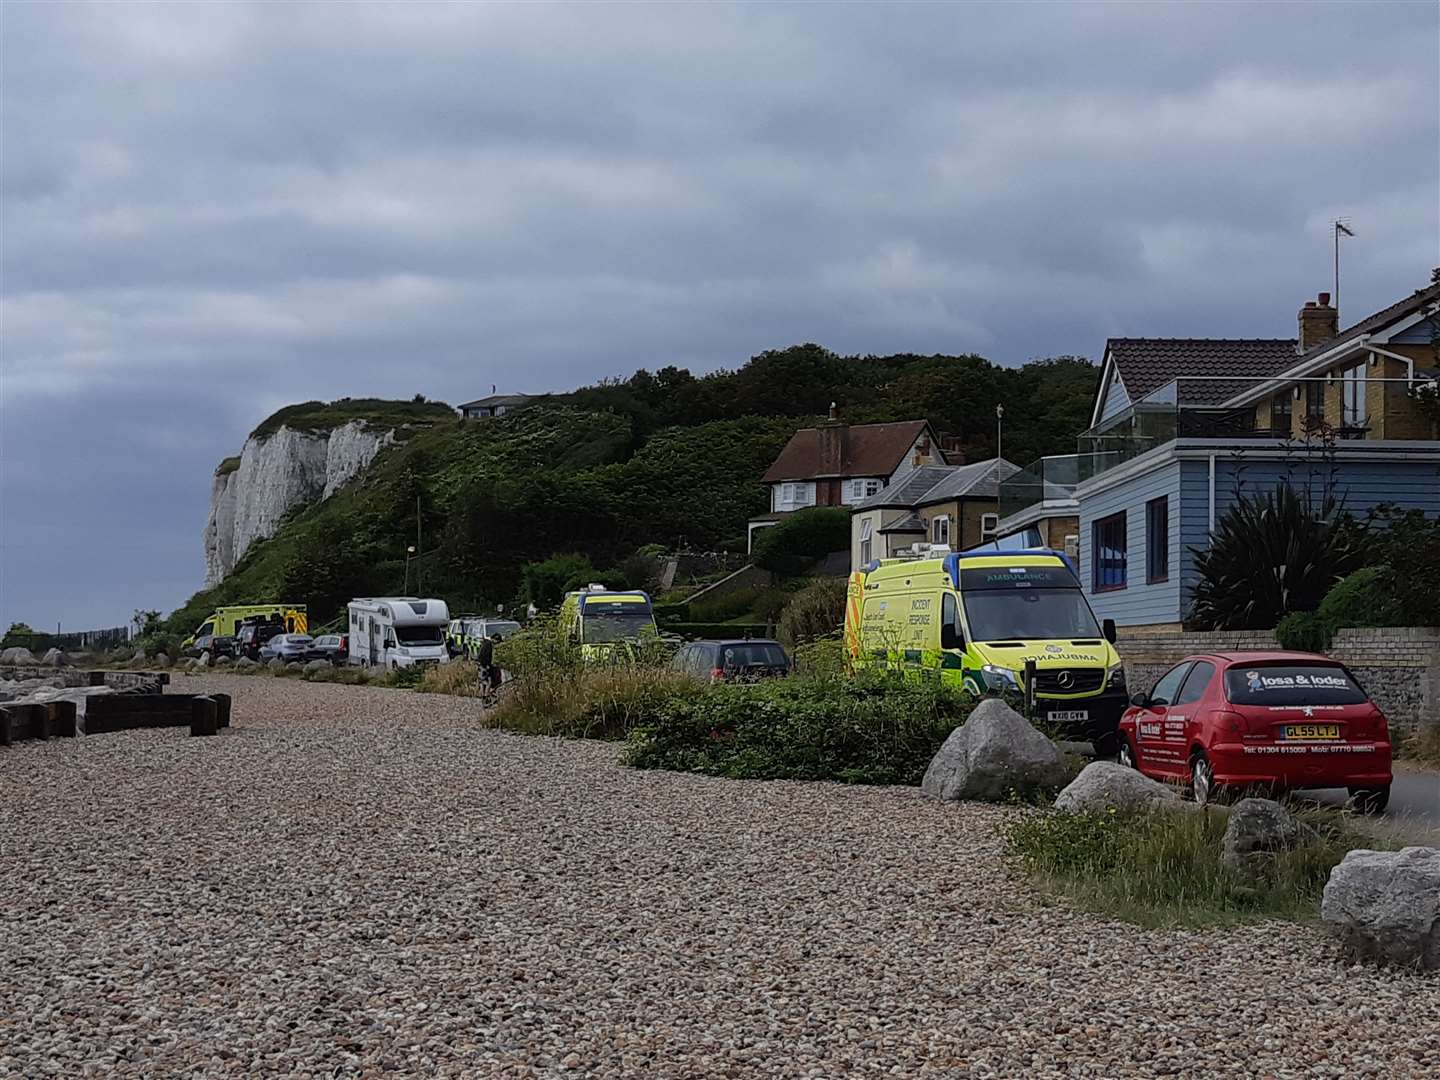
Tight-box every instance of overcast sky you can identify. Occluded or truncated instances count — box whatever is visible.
[2,1,1437,631]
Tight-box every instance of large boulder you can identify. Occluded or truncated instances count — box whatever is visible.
[129,649,148,667]
[1055,761,1181,813]
[285,661,303,672]
[267,658,286,672]
[303,659,330,673]
[1,647,37,665]
[214,655,233,667]
[197,650,212,668]
[1322,847,1440,970]
[1221,798,1310,876]
[153,652,172,669]
[234,656,259,671]
[41,648,69,667]
[921,698,1070,803]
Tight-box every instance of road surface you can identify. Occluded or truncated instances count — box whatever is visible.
[1306,763,1440,836]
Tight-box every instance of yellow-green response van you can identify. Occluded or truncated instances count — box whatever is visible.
[558,587,659,661]
[184,604,308,649]
[844,549,1126,752]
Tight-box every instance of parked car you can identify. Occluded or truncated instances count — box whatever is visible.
[183,633,234,659]
[308,634,349,665]
[1118,651,1392,812]
[671,638,792,682]
[234,619,285,661]
[258,633,315,665]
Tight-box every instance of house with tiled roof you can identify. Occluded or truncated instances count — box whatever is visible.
[748,414,949,550]
[848,458,1020,570]
[995,275,1440,631]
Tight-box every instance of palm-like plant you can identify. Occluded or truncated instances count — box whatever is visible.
[1187,485,1367,630]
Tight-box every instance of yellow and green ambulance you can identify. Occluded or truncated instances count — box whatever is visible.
[844,548,1127,753]
[558,586,659,661]
[183,604,308,649]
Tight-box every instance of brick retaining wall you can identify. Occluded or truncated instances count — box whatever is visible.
[1115,626,1440,732]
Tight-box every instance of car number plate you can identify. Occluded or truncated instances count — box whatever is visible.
[1282,723,1340,740]
[1047,710,1089,723]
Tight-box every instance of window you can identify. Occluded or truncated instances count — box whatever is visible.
[980,512,999,541]
[932,515,951,547]
[843,478,882,503]
[774,482,815,512]
[1341,365,1367,425]
[859,518,874,565]
[1304,380,1325,420]
[1092,512,1127,591]
[1269,393,1292,433]
[942,592,963,643]
[1148,662,1192,707]
[1174,661,1214,706]
[1145,497,1169,583]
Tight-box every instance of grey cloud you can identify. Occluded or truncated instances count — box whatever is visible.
[1,0,1436,628]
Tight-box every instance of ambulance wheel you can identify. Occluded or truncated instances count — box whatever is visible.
[1348,786,1390,815]
[1116,737,1137,770]
[1092,731,1120,760]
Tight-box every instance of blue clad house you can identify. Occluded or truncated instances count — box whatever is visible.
[996,278,1440,629]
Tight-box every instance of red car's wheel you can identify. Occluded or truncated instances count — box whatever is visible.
[1190,751,1227,807]
[1117,738,1138,771]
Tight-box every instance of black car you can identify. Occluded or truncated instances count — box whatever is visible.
[183,633,234,659]
[308,634,349,665]
[671,639,792,682]
[234,618,285,661]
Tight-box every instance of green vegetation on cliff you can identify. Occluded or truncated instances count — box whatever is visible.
[249,396,455,440]
[171,346,1097,633]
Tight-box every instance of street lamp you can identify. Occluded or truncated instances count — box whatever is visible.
[403,545,417,593]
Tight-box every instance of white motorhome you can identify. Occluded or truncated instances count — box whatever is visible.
[347,597,451,669]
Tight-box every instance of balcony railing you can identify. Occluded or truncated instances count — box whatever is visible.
[998,374,1425,523]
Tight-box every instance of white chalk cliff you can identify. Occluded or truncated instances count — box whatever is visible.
[203,421,395,586]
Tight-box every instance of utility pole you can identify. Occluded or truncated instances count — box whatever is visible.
[995,403,1005,527]
[415,495,423,595]
[1333,219,1354,324]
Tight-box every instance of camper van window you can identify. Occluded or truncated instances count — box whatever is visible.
[961,588,1100,643]
[396,624,444,646]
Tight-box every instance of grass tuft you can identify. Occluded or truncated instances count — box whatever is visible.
[1003,804,1392,928]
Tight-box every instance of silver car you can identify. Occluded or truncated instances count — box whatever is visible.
[259,633,314,663]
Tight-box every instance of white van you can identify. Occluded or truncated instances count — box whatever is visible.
[347,597,451,669]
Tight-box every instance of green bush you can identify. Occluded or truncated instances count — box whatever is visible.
[622,672,973,785]
[1188,485,1366,630]
[1276,566,1409,650]
[1274,611,1330,652]
[792,634,844,675]
[652,601,689,624]
[687,585,787,624]
[1004,805,1389,928]
[777,578,847,646]
[520,553,596,609]
[753,508,851,576]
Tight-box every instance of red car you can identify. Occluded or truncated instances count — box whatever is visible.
[1117,651,1392,812]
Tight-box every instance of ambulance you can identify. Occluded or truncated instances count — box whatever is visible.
[844,546,1127,754]
[558,585,659,662]
[183,604,307,650]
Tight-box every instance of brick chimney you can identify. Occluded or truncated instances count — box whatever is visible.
[1297,291,1339,353]
[816,403,848,474]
